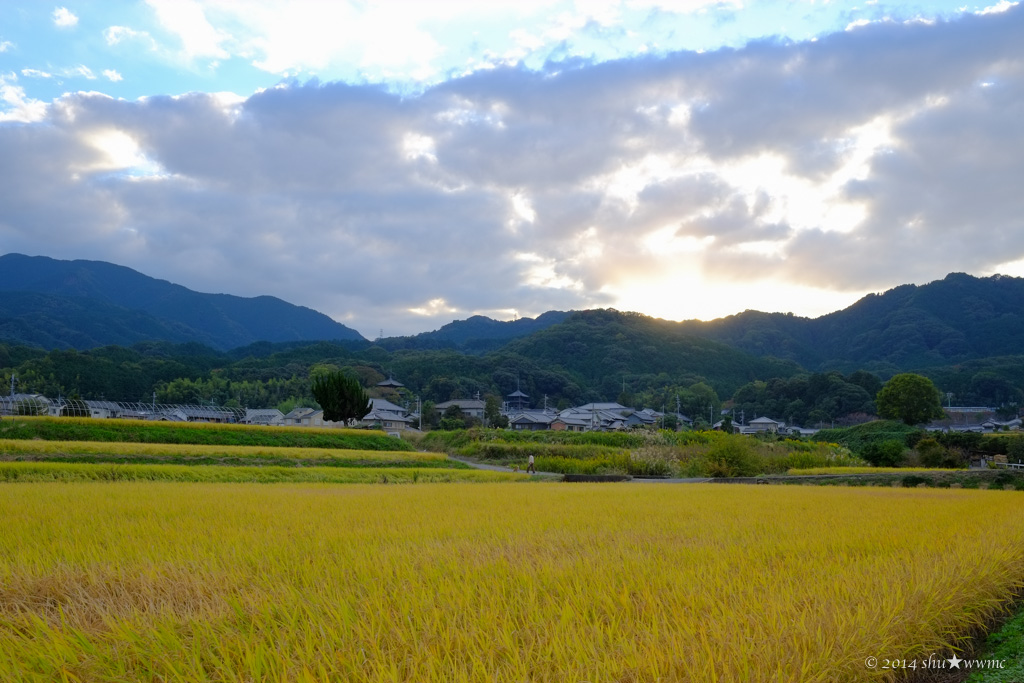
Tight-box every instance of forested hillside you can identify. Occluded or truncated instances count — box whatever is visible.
[5,271,1024,425]
[378,311,571,353]
[0,254,365,349]
[684,273,1024,372]
[0,310,799,416]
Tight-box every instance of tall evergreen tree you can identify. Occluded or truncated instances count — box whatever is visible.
[311,371,372,424]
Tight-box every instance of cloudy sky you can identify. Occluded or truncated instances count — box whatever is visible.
[1,1,1022,338]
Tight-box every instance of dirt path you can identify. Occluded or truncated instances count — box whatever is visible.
[447,455,713,482]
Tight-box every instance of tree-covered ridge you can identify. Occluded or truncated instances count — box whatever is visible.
[7,256,1024,390]
[4,288,1024,421]
[376,311,572,353]
[684,272,1024,372]
[0,253,365,350]
[0,311,797,412]
[501,309,802,398]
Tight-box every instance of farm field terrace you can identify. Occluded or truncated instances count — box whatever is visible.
[0,416,411,450]
[424,427,863,477]
[0,461,526,483]
[0,439,454,468]
[2,483,1023,682]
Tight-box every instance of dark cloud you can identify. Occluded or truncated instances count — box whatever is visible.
[1,5,1022,334]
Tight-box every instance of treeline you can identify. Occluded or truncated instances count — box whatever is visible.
[728,371,881,428]
[2,306,1024,421]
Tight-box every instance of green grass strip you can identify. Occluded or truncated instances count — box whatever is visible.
[965,603,1024,682]
[0,417,413,451]
[0,461,530,484]
[0,440,457,468]
[788,467,965,475]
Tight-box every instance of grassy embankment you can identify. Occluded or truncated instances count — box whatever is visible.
[966,606,1024,682]
[0,417,530,484]
[0,416,414,449]
[0,439,455,468]
[424,427,862,477]
[0,462,520,484]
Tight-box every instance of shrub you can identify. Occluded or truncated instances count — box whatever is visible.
[915,437,968,469]
[1007,437,1024,462]
[916,438,946,468]
[705,437,759,477]
[812,420,921,453]
[860,440,907,467]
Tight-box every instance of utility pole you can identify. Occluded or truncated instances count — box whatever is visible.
[10,373,17,397]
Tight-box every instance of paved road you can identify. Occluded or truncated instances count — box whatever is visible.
[447,455,557,476]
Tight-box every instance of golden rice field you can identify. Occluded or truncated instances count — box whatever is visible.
[0,439,447,464]
[2,416,383,438]
[2,483,1023,682]
[0,461,527,484]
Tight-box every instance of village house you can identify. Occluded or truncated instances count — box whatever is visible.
[509,409,556,431]
[360,398,414,436]
[434,399,485,420]
[743,416,785,433]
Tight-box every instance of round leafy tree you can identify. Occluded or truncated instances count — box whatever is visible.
[876,373,945,426]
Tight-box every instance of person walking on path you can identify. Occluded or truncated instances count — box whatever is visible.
[527,453,536,474]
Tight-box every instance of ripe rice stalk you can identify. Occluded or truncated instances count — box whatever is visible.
[0,484,1022,681]
[0,462,527,484]
[0,439,446,466]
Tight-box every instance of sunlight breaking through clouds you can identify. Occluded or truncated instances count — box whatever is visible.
[0,1,1022,336]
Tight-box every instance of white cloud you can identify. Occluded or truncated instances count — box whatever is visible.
[103,69,124,82]
[104,25,152,47]
[978,1,1018,14]
[21,69,53,79]
[0,3,1022,335]
[145,0,230,61]
[408,298,459,317]
[65,65,97,80]
[0,74,48,123]
[52,7,79,28]
[0,40,13,52]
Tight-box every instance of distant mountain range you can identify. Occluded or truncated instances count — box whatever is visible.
[379,311,573,353]
[4,254,1024,378]
[679,272,1024,372]
[0,254,364,350]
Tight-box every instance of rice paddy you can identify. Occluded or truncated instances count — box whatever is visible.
[2,482,1023,682]
[0,439,453,468]
[0,461,526,484]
